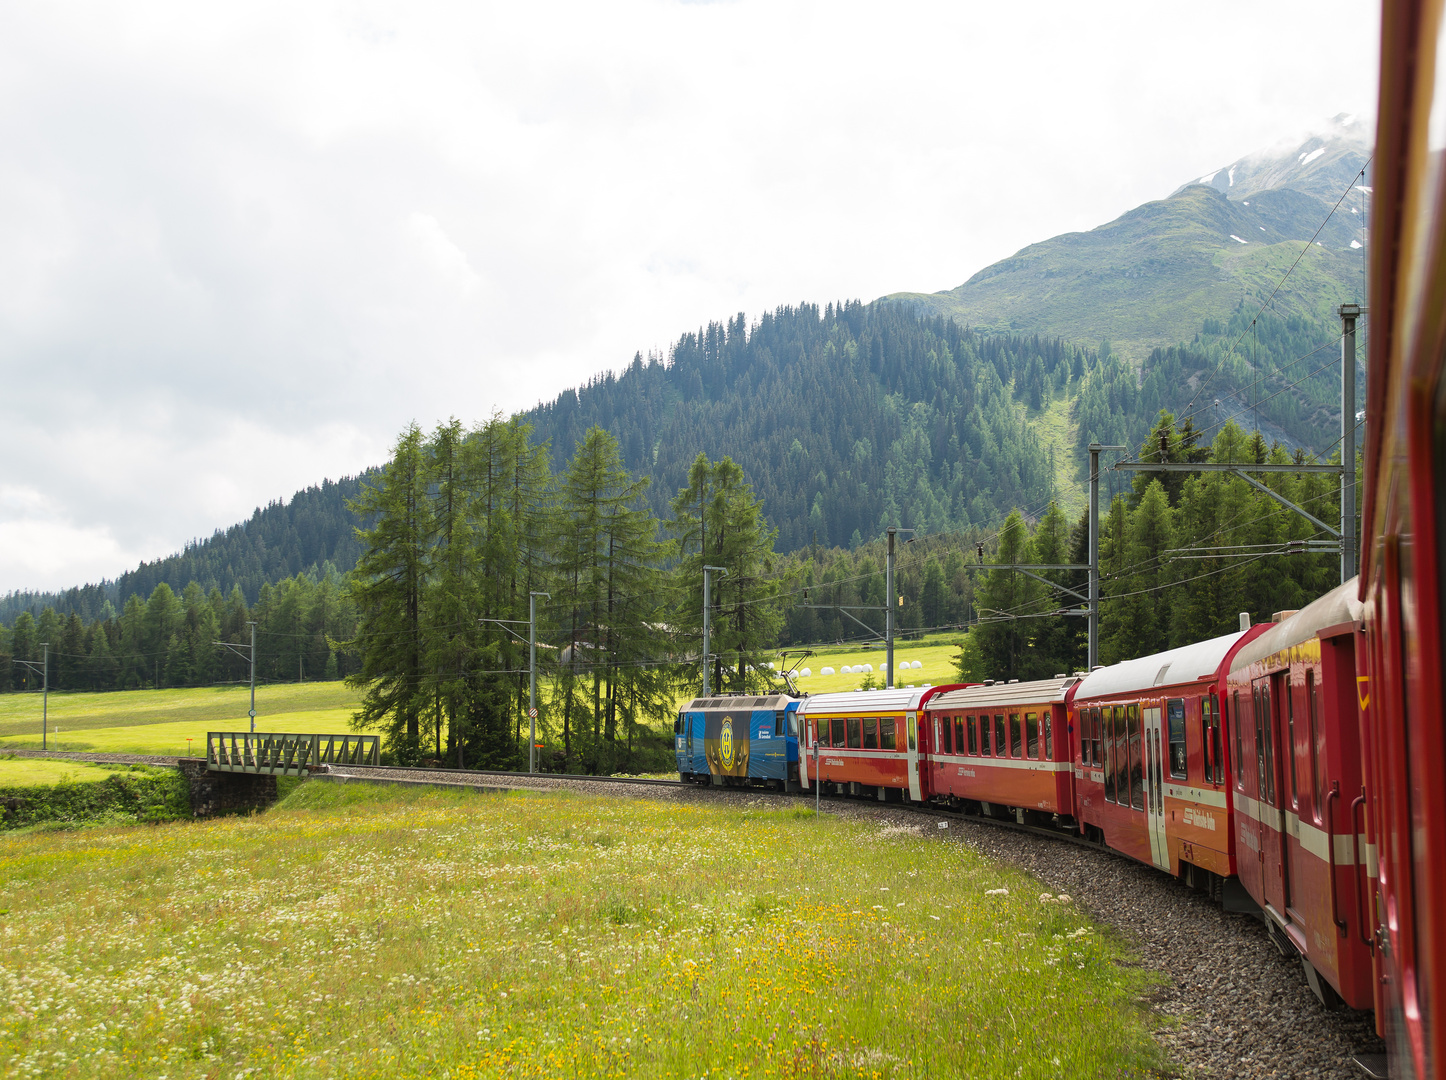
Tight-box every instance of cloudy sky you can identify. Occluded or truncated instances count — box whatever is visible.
[0,0,1379,594]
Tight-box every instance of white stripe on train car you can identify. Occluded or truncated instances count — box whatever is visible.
[1235,791,1368,866]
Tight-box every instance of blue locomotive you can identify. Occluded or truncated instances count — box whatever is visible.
[674,694,801,790]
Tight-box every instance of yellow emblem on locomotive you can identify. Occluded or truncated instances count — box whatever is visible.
[720,717,735,769]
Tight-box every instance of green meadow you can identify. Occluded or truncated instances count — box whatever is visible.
[0,639,971,758]
[0,682,366,757]
[0,782,1163,1078]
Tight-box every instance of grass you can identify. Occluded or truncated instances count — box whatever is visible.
[0,782,1165,1078]
[0,682,368,757]
[0,757,116,788]
[785,639,963,695]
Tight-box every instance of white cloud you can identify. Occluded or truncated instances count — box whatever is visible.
[0,0,1380,592]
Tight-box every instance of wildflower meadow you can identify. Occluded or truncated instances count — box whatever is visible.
[0,783,1163,1078]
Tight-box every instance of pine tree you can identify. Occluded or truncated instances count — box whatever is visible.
[347,424,432,763]
[669,453,787,695]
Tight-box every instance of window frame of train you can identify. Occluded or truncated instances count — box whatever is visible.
[1009,713,1022,758]
[1104,707,1117,803]
[993,714,1005,758]
[864,717,879,750]
[1306,669,1323,822]
[881,717,897,751]
[1025,712,1039,759]
[831,717,846,748]
[954,717,965,755]
[1128,703,1145,811]
[1167,698,1187,780]
[1200,693,1222,784]
[1043,711,1053,759]
[1233,689,1245,789]
[967,715,978,755]
[847,717,862,749]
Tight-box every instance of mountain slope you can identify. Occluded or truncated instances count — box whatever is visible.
[1,126,1371,625]
[889,121,1369,364]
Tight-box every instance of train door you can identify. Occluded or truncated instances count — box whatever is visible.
[1142,706,1170,870]
[1254,676,1291,915]
[1236,685,1265,902]
[906,712,922,801]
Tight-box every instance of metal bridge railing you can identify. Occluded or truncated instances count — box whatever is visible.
[206,732,381,775]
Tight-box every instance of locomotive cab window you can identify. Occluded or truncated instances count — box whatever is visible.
[881,717,897,751]
[674,716,683,735]
[1167,699,1187,779]
[863,717,879,750]
[775,711,786,736]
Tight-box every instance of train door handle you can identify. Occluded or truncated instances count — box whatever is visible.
[1350,788,1372,950]
[1325,783,1346,935]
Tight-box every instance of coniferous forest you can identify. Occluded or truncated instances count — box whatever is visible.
[0,292,1359,771]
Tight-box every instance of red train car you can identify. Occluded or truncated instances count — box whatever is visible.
[1225,580,1374,1011]
[1070,629,1265,889]
[797,686,962,801]
[1361,2,1446,1072]
[920,678,1079,824]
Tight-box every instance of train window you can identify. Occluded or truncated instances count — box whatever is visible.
[847,718,861,749]
[1093,707,1104,768]
[775,711,786,736]
[1077,710,1089,765]
[1116,705,1131,805]
[881,717,896,751]
[1104,708,1117,803]
[831,717,846,748]
[1255,681,1276,807]
[994,715,1006,758]
[967,716,979,755]
[1167,699,1186,779]
[955,718,965,755]
[788,713,798,738]
[863,717,878,750]
[940,717,953,755]
[907,715,917,751]
[1232,690,1244,787]
[1209,694,1223,785]
[1285,677,1299,809]
[1025,713,1039,759]
[1199,696,1215,782]
[1009,714,1022,758]
[1044,712,1053,759]
[1306,670,1322,821]
[674,716,683,735]
[1128,704,1144,811]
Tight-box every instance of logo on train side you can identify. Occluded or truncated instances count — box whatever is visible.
[720,718,735,769]
[1182,807,1217,831]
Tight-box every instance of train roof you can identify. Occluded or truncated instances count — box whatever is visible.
[1075,631,1249,700]
[1230,577,1363,673]
[682,694,795,711]
[796,686,944,714]
[926,676,1079,711]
